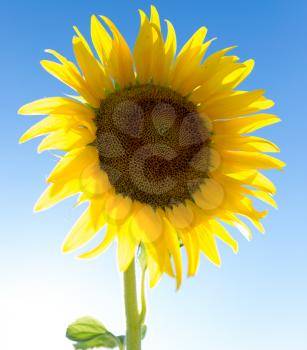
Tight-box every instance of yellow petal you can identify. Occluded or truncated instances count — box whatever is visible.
[243,188,277,209]
[196,226,221,266]
[214,135,280,153]
[150,5,161,30]
[104,193,132,224]
[78,225,116,259]
[166,203,195,230]
[200,46,237,82]
[37,127,94,153]
[78,162,112,201]
[19,115,74,143]
[100,16,135,87]
[220,212,253,241]
[72,35,112,99]
[190,62,244,103]
[213,114,281,135]
[41,50,99,107]
[203,90,272,119]
[233,219,253,240]
[91,15,113,65]
[225,170,276,195]
[177,26,208,58]
[62,205,106,253]
[231,59,255,88]
[193,179,225,211]
[147,254,163,288]
[180,232,200,277]
[131,204,164,244]
[163,217,182,289]
[214,172,277,210]
[221,151,285,170]
[170,27,211,94]
[18,97,94,117]
[34,180,80,212]
[117,221,138,271]
[209,219,238,253]
[134,11,155,83]
[197,59,254,100]
[143,232,174,279]
[156,19,177,85]
[224,193,267,233]
[178,38,216,96]
[48,146,98,182]
[149,19,165,84]
[134,9,165,84]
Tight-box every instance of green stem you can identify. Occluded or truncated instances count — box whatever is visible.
[124,258,142,350]
[139,264,147,325]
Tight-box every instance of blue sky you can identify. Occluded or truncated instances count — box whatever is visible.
[1,0,306,349]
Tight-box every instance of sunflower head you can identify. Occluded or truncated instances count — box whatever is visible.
[19,5,284,288]
[96,84,211,208]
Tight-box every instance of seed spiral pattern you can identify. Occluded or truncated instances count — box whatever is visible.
[96,84,211,208]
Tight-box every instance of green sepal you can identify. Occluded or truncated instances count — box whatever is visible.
[104,88,113,97]
[84,103,99,113]
[141,324,147,340]
[114,82,121,91]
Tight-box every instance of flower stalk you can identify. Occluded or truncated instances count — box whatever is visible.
[124,258,142,350]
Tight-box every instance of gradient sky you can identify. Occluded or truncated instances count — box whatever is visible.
[1,0,307,349]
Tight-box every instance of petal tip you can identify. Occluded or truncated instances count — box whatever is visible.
[76,254,87,260]
[61,246,70,254]
[62,240,74,254]
[280,160,286,169]
[214,259,222,267]
[33,202,44,213]
[19,135,27,144]
[18,106,26,115]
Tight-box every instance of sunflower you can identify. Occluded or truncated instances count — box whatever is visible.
[19,6,284,288]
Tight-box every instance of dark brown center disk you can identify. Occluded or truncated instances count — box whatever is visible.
[95,84,211,209]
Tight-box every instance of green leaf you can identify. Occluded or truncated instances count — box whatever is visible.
[66,317,107,342]
[141,325,147,340]
[73,333,119,349]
